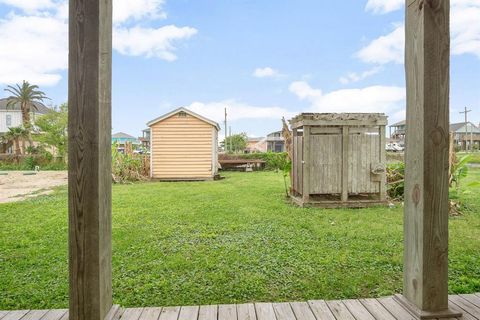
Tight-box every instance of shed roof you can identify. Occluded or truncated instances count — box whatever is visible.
[289,113,388,128]
[0,98,50,114]
[147,107,221,130]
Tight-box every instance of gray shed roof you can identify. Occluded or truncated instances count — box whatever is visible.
[0,98,50,114]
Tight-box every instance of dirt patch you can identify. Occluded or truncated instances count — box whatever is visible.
[0,171,68,203]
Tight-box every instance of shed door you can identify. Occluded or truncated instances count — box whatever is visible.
[310,133,343,194]
[348,127,380,194]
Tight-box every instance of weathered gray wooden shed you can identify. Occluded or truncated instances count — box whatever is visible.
[290,113,388,208]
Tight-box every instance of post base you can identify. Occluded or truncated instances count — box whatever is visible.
[393,294,462,319]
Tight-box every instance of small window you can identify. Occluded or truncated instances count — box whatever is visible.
[178,111,187,118]
[6,114,12,127]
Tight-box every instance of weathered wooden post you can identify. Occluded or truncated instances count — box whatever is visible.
[396,0,461,318]
[302,126,311,203]
[68,0,116,319]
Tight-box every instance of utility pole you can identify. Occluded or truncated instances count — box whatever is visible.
[224,107,228,153]
[460,107,471,152]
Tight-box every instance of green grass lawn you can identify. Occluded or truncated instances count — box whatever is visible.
[1,170,479,310]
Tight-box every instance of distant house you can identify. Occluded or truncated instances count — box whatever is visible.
[246,137,267,153]
[0,98,51,134]
[139,128,151,149]
[450,122,480,150]
[266,131,285,152]
[389,119,480,150]
[112,132,140,151]
[0,98,51,153]
[389,120,406,140]
[147,107,220,180]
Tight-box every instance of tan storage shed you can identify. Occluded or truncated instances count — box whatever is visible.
[147,107,220,180]
[289,113,388,208]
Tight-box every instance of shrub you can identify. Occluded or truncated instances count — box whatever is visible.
[386,162,405,200]
[111,145,149,183]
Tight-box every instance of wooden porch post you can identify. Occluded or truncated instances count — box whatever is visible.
[397,0,460,318]
[68,0,115,319]
[302,126,310,204]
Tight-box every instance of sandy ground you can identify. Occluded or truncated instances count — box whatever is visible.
[0,171,68,203]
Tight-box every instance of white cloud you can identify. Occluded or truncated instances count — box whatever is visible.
[253,67,283,79]
[289,81,405,114]
[0,14,68,86]
[186,100,296,123]
[0,0,197,85]
[357,24,404,65]
[339,66,382,84]
[365,0,404,14]
[114,25,197,60]
[113,0,167,24]
[360,1,480,62]
[451,1,480,58]
[0,0,56,13]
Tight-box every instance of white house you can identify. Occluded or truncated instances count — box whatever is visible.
[0,98,51,153]
[0,98,51,134]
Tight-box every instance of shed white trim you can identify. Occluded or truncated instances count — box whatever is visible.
[147,107,221,131]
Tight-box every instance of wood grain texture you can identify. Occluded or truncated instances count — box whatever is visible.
[178,306,199,320]
[237,304,256,320]
[343,299,376,320]
[68,0,113,319]
[40,310,68,320]
[289,302,315,320]
[139,308,162,320]
[1,310,30,320]
[218,305,237,320]
[198,305,217,320]
[325,300,355,320]
[404,0,450,312]
[359,299,396,320]
[307,300,336,320]
[254,303,276,320]
[158,307,180,320]
[272,303,294,320]
[302,126,311,202]
[377,297,415,320]
[342,126,349,201]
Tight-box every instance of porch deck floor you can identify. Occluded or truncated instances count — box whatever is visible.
[2,293,480,320]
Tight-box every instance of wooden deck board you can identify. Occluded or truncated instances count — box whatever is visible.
[343,299,376,320]
[237,303,256,320]
[1,293,479,320]
[290,302,316,320]
[272,303,295,320]
[198,305,217,320]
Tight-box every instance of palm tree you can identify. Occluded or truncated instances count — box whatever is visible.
[3,127,29,155]
[4,80,49,128]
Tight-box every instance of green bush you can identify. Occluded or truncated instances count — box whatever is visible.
[0,154,66,171]
[386,162,405,200]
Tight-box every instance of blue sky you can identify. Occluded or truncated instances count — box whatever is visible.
[0,0,479,138]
